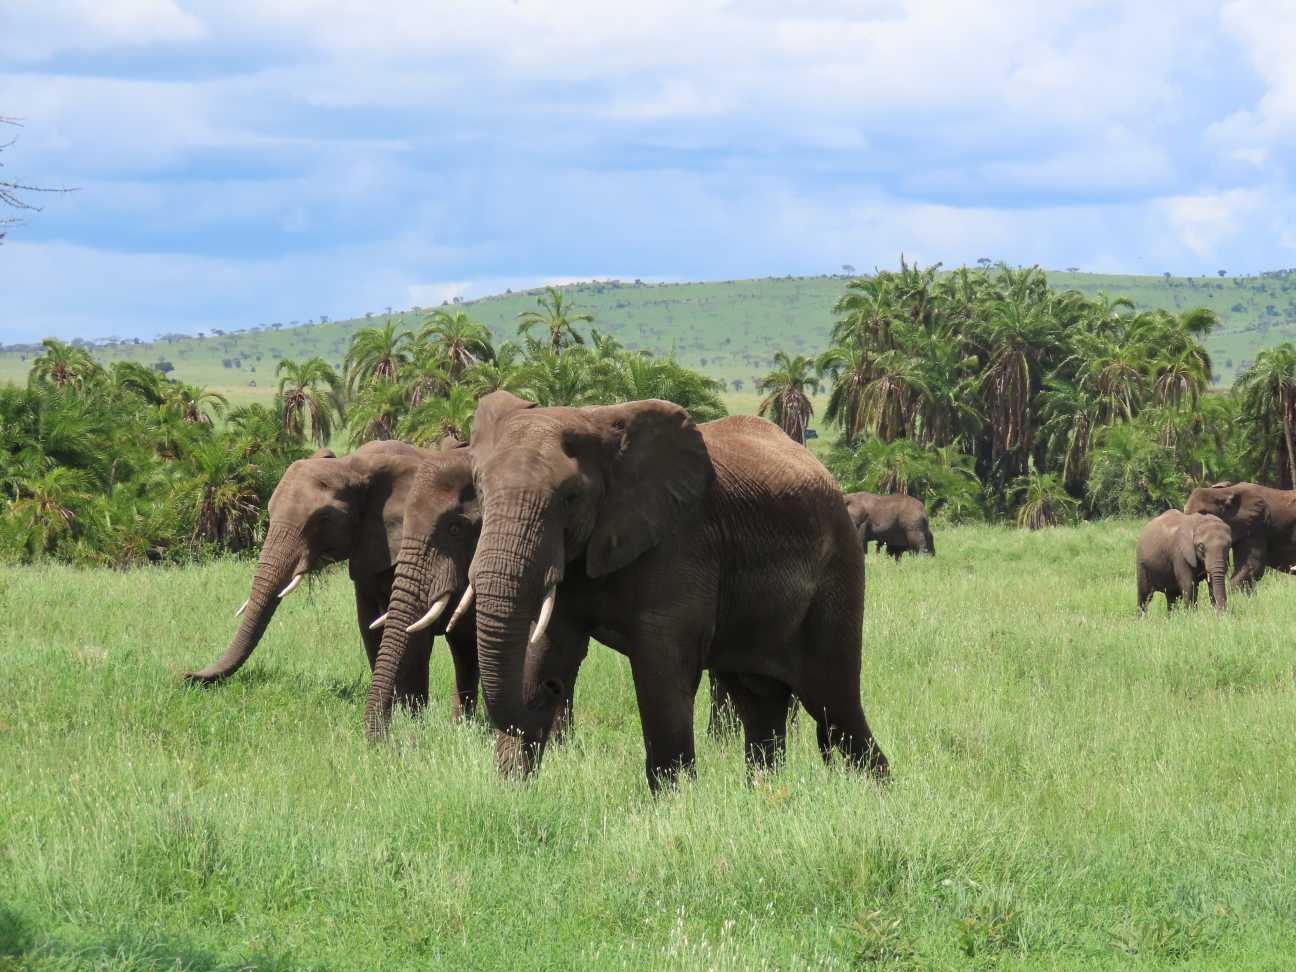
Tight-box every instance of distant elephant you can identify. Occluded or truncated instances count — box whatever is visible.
[1136,510,1230,614]
[843,491,934,560]
[185,441,471,711]
[1185,481,1296,591]
[362,392,888,792]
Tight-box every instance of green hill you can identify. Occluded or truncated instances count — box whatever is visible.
[4,269,1296,404]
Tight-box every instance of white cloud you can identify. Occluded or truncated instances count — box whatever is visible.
[1160,188,1265,260]
[1,0,203,61]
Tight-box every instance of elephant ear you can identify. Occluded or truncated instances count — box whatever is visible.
[585,400,713,578]
[1176,519,1199,569]
[471,391,536,453]
[348,450,422,578]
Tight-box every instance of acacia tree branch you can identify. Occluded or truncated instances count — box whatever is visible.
[0,116,77,240]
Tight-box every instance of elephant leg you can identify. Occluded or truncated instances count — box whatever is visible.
[1175,564,1199,609]
[1136,565,1152,616]
[1230,539,1265,592]
[543,629,589,746]
[393,632,432,713]
[355,586,383,671]
[727,675,793,775]
[888,544,904,563]
[707,672,741,737]
[1165,588,1180,613]
[445,623,480,721]
[629,653,701,793]
[795,582,888,778]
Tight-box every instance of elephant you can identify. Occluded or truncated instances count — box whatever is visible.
[1135,510,1230,614]
[185,441,471,712]
[360,445,498,729]
[842,491,934,561]
[1184,481,1296,591]
[362,391,888,792]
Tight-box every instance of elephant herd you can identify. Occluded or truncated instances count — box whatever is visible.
[186,393,912,792]
[1137,482,1296,614]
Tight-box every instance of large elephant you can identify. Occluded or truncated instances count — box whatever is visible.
[1184,482,1296,591]
[185,441,463,710]
[361,447,498,730]
[843,491,934,560]
[379,391,887,792]
[1135,510,1230,614]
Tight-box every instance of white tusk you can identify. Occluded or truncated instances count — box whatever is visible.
[369,611,389,630]
[529,585,556,647]
[446,584,475,632]
[278,574,304,598]
[406,594,451,634]
[234,599,249,618]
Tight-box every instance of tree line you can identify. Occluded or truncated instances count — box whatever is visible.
[0,288,724,566]
[756,260,1294,526]
[6,267,1296,565]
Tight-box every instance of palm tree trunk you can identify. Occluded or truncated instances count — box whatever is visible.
[1284,394,1296,490]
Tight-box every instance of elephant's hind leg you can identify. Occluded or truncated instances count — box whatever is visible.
[1136,564,1152,616]
[724,674,793,775]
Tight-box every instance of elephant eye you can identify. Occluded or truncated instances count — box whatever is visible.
[448,522,462,537]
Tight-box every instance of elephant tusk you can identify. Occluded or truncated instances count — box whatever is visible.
[234,599,249,619]
[529,585,556,647]
[446,584,475,632]
[369,611,389,630]
[406,594,450,634]
[278,574,304,598]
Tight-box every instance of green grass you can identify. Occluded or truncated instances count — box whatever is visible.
[3,522,1296,969]
[5,269,1296,401]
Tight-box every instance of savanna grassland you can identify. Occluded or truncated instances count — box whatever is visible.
[3,523,1295,970]
[5,269,1296,406]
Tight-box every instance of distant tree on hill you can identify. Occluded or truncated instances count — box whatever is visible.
[518,286,592,351]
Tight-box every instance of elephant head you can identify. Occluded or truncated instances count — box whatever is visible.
[362,449,479,736]
[461,391,712,741]
[1184,512,1231,611]
[185,442,423,684]
[1185,483,1264,540]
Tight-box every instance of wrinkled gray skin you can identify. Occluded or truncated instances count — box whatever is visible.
[1135,510,1230,614]
[843,491,934,561]
[186,441,447,709]
[1185,482,1296,591]
[405,391,887,793]
[361,449,490,732]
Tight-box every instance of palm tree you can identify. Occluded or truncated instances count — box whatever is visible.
[418,309,494,379]
[5,466,91,556]
[184,438,263,552]
[29,339,101,391]
[1235,344,1296,488]
[276,357,343,447]
[817,342,873,447]
[1012,466,1076,529]
[521,346,600,407]
[164,382,227,426]
[345,379,408,446]
[399,385,477,446]
[344,318,413,394]
[517,286,593,351]
[110,361,167,406]
[757,351,819,444]
[464,342,527,397]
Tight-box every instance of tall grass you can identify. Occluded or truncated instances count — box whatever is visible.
[2,523,1295,969]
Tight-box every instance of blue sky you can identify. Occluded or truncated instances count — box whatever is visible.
[2,0,1294,342]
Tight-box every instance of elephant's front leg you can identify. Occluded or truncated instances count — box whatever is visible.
[629,651,701,793]
[1230,539,1266,592]
[355,585,385,671]
[444,622,480,721]
[393,631,432,713]
[1174,563,1199,609]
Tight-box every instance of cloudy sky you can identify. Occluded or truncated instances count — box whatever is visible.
[2,0,1294,342]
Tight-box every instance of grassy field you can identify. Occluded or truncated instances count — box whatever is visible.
[5,270,1296,402]
[3,523,1296,969]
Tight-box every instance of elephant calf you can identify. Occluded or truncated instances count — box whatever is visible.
[1135,510,1230,614]
[843,491,934,561]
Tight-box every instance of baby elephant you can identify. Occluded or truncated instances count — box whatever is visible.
[1135,510,1231,614]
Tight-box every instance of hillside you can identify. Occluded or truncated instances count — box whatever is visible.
[4,269,1296,404]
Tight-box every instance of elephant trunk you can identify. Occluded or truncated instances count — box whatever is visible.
[473,495,563,743]
[185,522,304,683]
[1208,548,1228,613]
[363,536,459,739]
